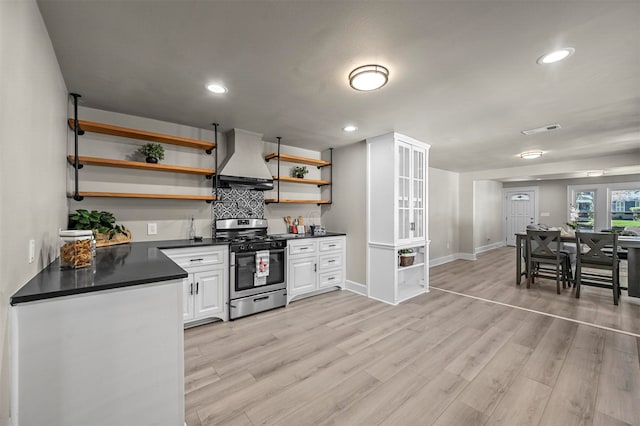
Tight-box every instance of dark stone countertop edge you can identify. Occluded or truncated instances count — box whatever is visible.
[10,238,228,306]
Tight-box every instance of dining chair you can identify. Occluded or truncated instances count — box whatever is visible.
[575,231,620,305]
[526,230,568,294]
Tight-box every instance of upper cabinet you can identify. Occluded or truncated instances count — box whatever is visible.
[367,132,430,246]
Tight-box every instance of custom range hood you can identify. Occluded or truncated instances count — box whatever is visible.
[217,128,274,191]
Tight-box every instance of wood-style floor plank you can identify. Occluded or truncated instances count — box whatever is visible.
[183,246,640,426]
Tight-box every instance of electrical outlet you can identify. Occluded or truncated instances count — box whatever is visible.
[28,239,35,263]
[446,242,450,249]
[147,223,157,235]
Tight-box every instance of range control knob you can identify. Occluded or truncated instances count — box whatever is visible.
[247,244,254,251]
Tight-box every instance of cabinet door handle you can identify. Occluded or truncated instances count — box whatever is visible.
[410,222,415,231]
[329,244,336,248]
[190,258,204,262]
[300,247,308,250]
[189,283,194,295]
[328,260,335,263]
[314,263,317,272]
[195,282,199,294]
[328,277,335,281]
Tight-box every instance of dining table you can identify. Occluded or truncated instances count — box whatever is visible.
[515,232,640,298]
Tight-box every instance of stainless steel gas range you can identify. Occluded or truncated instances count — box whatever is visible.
[215,219,287,320]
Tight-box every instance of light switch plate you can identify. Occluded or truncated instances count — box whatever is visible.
[540,212,550,217]
[28,239,35,263]
[147,223,157,235]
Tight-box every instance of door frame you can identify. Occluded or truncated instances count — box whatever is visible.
[503,186,539,246]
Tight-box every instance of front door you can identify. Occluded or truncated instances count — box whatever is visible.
[505,189,537,246]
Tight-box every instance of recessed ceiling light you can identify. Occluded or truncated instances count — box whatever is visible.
[206,84,228,94]
[587,170,604,177]
[343,125,358,132]
[537,48,575,64]
[349,65,389,91]
[520,151,543,160]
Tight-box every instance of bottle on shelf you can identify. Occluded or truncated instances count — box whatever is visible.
[189,217,196,240]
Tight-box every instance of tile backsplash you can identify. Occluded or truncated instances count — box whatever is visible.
[213,188,265,219]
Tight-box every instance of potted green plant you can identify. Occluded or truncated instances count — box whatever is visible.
[293,166,309,179]
[398,248,416,267]
[139,143,165,163]
[68,209,131,246]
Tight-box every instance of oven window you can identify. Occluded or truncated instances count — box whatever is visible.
[235,250,285,290]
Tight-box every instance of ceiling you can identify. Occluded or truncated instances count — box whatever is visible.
[37,0,640,174]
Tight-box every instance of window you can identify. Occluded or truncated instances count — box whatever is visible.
[610,189,640,229]
[574,190,595,230]
[511,194,530,201]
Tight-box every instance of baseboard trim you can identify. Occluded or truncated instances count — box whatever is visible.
[344,280,367,296]
[474,241,506,254]
[430,252,477,266]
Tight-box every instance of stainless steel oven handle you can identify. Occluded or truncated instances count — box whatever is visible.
[253,296,269,302]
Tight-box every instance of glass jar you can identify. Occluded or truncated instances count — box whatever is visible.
[59,230,94,269]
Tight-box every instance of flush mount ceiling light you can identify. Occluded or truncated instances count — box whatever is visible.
[343,125,358,132]
[537,48,575,64]
[349,65,389,91]
[206,84,228,94]
[587,170,604,177]
[520,151,543,160]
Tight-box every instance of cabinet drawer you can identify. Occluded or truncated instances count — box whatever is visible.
[162,247,227,269]
[319,238,344,253]
[288,240,317,256]
[319,253,342,271]
[318,269,343,289]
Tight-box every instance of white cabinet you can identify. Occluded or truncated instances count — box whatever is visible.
[287,236,346,303]
[367,132,430,305]
[163,245,228,324]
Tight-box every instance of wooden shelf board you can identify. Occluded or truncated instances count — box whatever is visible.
[68,119,215,151]
[273,176,330,186]
[72,192,215,201]
[68,156,214,176]
[265,199,331,205]
[264,153,330,167]
[398,262,425,271]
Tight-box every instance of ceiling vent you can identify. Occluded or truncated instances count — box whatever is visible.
[521,124,561,136]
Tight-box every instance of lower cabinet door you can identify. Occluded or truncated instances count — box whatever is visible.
[182,276,195,322]
[289,256,317,295]
[194,269,225,319]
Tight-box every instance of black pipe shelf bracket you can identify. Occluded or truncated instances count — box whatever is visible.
[213,122,219,199]
[70,93,84,201]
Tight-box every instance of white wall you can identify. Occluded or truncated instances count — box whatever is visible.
[321,141,366,285]
[428,168,459,261]
[503,174,640,228]
[0,0,69,423]
[473,180,504,251]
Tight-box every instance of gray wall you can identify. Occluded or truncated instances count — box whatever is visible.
[321,141,367,285]
[503,174,640,228]
[473,180,504,250]
[0,0,69,423]
[429,168,459,260]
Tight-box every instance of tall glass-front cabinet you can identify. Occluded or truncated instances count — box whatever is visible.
[367,132,430,304]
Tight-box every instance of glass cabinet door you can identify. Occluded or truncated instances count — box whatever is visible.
[411,146,426,240]
[397,142,411,241]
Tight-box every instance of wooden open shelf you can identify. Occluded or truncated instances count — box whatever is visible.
[71,192,215,202]
[68,119,215,152]
[68,156,215,176]
[273,176,330,186]
[264,153,330,167]
[265,199,331,205]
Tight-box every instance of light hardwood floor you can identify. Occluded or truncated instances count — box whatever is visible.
[184,247,640,426]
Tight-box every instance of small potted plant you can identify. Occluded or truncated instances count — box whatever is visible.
[139,143,165,163]
[293,166,309,179]
[398,248,416,267]
[68,209,131,246]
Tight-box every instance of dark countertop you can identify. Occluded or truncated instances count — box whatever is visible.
[273,232,346,240]
[10,238,229,306]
